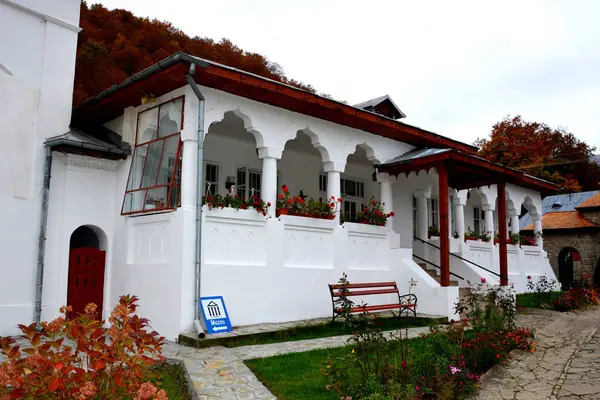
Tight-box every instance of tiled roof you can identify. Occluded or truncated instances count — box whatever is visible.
[577,192,600,209]
[522,211,596,231]
[519,190,600,229]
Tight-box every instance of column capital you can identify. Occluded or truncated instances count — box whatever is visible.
[452,189,469,206]
[257,146,283,160]
[376,172,396,183]
[481,204,496,212]
[323,161,346,173]
[413,187,432,199]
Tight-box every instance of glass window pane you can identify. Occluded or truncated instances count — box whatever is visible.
[345,180,356,197]
[158,98,183,137]
[144,187,170,211]
[359,183,365,198]
[137,107,159,144]
[126,144,148,191]
[156,135,180,185]
[169,185,180,208]
[340,179,345,196]
[249,171,261,197]
[141,140,164,188]
[122,191,145,214]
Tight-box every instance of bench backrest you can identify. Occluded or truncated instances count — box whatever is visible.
[329,281,399,298]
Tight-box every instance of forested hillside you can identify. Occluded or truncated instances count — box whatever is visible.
[74,2,314,105]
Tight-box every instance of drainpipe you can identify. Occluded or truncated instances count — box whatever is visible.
[34,145,53,326]
[184,64,206,339]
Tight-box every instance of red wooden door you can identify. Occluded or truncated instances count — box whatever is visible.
[67,248,106,320]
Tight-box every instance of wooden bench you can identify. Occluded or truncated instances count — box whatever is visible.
[328,281,417,322]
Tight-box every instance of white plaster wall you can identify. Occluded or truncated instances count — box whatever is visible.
[42,154,118,322]
[0,0,80,335]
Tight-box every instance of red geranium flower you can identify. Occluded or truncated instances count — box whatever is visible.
[390,212,395,217]
[279,194,284,199]
[282,185,289,193]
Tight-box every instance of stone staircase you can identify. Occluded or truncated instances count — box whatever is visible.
[417,262,472,320]
[417,262,459,286]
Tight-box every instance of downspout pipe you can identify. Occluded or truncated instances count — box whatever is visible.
[185,64,207,339]
[34,145,53,326]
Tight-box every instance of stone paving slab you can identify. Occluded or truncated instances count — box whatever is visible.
[475,306,600,400]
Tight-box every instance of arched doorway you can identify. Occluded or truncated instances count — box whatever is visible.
[67,226,106,320]
[557,247,580,289]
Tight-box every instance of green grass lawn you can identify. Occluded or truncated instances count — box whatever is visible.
[516,292,562,308]
[245,338,437,400]
[153,362,195,400]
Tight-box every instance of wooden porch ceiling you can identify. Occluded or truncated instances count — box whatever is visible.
[379,149,559,193]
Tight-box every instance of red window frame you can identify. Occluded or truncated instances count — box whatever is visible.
[121,96,185,215]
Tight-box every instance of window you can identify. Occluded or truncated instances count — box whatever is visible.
[205,163,219,196]
[122,97,184,214]
[474,207,485,234]
[341,178,365,198]
[319,174,328,192]
[236,167,261,199]
[340,177,366,221]
[429,198,439,227]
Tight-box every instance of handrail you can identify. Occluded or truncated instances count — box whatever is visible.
[412,254,465,281]
[413,236,506,280]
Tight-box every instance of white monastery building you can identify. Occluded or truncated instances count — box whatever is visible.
[0,0,558,340]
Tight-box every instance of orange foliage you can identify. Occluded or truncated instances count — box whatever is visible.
[0,295,167,399]
[476,115,599,192]
[74,2,315,106]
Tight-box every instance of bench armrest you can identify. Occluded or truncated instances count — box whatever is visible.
[398,293,417,307]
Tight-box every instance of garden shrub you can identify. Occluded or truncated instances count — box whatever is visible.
[454,280,517,332]
[0,295,168,400]
[525,275,560,308]
[552,287,600,311]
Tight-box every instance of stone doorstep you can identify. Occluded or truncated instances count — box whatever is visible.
[178,312,448,349]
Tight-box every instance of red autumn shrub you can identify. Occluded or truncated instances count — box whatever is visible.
[0,295,167,399]
[553,287,600,311]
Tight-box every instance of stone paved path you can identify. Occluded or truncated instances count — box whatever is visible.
[475,306,600,400]
[162,325,431,399]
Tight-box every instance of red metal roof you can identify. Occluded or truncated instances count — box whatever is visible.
[522,211,596,231]
[74,53,477,154]
[577,192,600,209]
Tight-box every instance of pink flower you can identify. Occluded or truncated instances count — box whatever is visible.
[481,278,486,283]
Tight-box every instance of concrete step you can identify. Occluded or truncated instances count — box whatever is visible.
[432,275,459,286]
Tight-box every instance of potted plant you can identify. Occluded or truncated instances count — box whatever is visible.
[453,230,460,239]
[510,232,520,245]
[356,198,393,226]
[428,225,440,239]
[464,227,478,241]
[325,196,342,219]
[480,231,492,242]
[276,185,291,216]
[520,235,536,246]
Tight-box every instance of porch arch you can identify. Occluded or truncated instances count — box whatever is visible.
[557,247,580,288]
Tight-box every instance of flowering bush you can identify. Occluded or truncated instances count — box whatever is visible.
[455,281,517,333]
[0,295,168,400]
[356,198,393,226]
[552,287,600,312]
[525,275,559,309]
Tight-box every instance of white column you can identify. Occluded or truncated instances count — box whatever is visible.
[481,204,494,238]
[533,214,543,247]
[414,188,431,241]
[181,139,198,209]
[510,214,520,236]
[378,172,395,230]
[454,201,465,241]
[324,161,345,223]
[258,147,282,218]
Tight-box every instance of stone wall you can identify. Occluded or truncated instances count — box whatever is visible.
[581,210,600,225]
[544,230,600,282]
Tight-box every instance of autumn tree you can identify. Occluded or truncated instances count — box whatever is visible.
[74,2,315,105]
[475,115,599,193]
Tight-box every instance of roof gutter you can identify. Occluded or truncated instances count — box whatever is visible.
[76,52,210,111]
[44,137,131,157]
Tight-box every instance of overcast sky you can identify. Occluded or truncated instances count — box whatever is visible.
[97,0,600,150]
